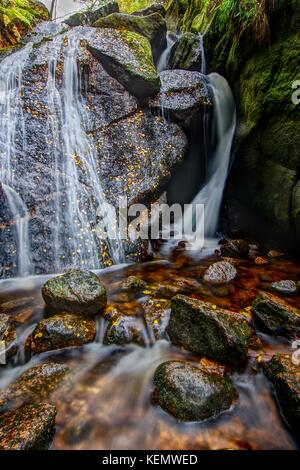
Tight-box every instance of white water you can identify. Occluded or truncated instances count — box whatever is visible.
[157,33,177,72]
[46,30,124,269]
[0,44,33,276]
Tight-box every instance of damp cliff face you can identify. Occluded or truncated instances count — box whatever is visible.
[167,0,300,251]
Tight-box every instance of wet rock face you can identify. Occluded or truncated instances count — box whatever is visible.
[29,313,96,354]
[65,0,119,26]
[168,32,204,71]
[264,354,300,430]
[168,295,253,364]
[203,261,237,286]
[152,361,238,421]
[252,291,300,339]
[42,269,107,314]
[0,363,69,413]
[150,70,212,127]
[87,28,161,98]
[0,314,17,362]
[0,403,56,450]
[94,12,167,62]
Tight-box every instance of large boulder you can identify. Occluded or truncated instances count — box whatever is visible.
[28,313,96,354]
[94,12,167,62]
[168,32,204,71]
[152,361,238,421]
[0,403,56,450]
[42,269,107,314]
[0,26,187,277]
[0,363,69,413]
[87,28,161,98]
[65,0,119,26]
[264,354,300,430]
[252,291,300,338]
[167,295,253,364]
[149,70,212,127]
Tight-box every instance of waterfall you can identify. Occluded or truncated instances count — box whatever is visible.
[46,31,124,270]
[1,185,31,277]
[157,33,177,72]
[181,73,236,246]
[0,43,33,276]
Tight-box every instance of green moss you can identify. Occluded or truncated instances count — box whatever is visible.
[0,0,49,50]
[118,0,157,13]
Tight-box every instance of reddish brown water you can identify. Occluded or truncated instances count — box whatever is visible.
[0,246,300,450]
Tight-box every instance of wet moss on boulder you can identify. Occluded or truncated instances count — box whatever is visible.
[42,269,107,315]
[87,28,161,98]
[264,354,300,430]
[94,12,167,62]
[167,295,253,364]
[29,313,96,354]
[152,360,238,421]
[0,403,56,450]
[168,32,204,71]
[252,291,300,338]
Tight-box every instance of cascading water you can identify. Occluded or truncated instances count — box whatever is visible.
[180,73,236,246]
[0,44,33,276]
[46,31,124,271]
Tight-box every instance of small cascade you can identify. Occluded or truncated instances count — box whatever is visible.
[46,31,124,270]
[181,73,236,245]
[157,33,177,72]
[1,184,32,277]
[0,43,33,276]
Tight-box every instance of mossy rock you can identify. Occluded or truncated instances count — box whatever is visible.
[120,275,147,290]
[144,297,171,340]
[94,12,167,62]
[167,295,253,364]
[87,28,161,98]
[0,403,56,450]
[42,269,107,315]
[132,3,166,17]
[104,314,146,346]
[152,360,238,421]
[65,0,119,26]
[0,363,69,413]
[252,291,300,338]
[29,313,96,354]
[168,32,203,71]
[264,354,300,430]
[0,0,49,50]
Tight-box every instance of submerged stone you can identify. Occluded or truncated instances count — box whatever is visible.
[87,28,161,98]
[252,291,300,338]
[220,239,250,258]
[120,276,147,290]
[94,12,167,62]
[271,280,298,296]
[152,361,238,421]
[264,354,300,430]
[29,313,96,354]
[203,261,237,285]
[65,0,119,26]
[0,403,56,450]
[167,295,253,364]
[150,69,212,127]
[0,363,69,413]
[42,269,107,314]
